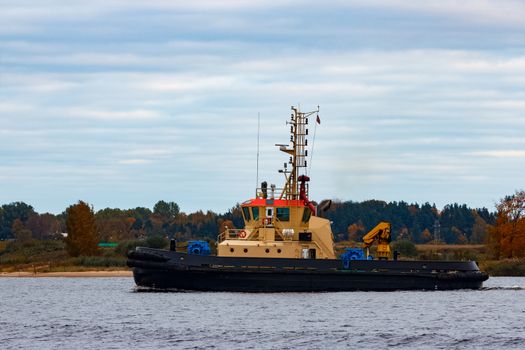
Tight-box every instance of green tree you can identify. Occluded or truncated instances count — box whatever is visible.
[153,200,180,220]
[125,207,152,238]
[65,201,99,256]
[0,202,35,239]
[223,204,244,229]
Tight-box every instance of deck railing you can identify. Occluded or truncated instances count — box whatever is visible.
[217,222,299,242]
[255,186,286,199]
[217,228,248,242]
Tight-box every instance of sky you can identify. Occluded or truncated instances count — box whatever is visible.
[1,0,524,214]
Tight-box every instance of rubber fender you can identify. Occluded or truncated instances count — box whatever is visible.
[127,259,173,270]
[437,271,489,282]
[127,250,169,262]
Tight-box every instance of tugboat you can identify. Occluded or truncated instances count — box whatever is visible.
[127,106,488,291]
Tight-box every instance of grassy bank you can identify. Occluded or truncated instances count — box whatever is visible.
[412,244,525,276]
[0,240,128,274]
[479,260,525,276]
[415,244,486,261]
[0,236,175,274]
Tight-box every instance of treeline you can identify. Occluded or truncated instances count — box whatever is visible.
[0,199,495,244]
[0,200,243,243]
[322,200,494,244]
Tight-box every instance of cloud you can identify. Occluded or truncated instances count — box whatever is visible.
[469,150,525,158]
[0,73,79,92]
[141,76,237,92]
[126,148,173,157]
[64,108,163,121]
[118,159,152,165]
[348,0,525,27]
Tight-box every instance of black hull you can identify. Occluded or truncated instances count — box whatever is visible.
[127,247,488,292]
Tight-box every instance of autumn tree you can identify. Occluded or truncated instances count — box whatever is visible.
[397,226,410,240]
[12,219,33,242]
[471,211,490,244]
[95,208,135,242]
[26,213,60,240]
[487,190,525,259]
[217,218,235,232]
[421,228,432,242]
[347,222,365,241]
[65,201,99,256]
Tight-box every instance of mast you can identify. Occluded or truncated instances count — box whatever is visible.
[255,112,260,197]
[278,105,319,200]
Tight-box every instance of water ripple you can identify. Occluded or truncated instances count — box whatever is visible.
[0,277,524,349]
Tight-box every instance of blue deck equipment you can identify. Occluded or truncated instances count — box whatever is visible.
[341,248,366,269]
[187,241,211,256]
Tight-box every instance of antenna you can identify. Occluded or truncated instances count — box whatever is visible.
[308,105,320,175]
[279,105,318,200]
[255,112,260,195]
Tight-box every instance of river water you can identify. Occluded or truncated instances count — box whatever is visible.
[1,277,524,349]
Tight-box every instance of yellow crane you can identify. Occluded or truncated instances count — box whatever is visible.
[362,222,392,260]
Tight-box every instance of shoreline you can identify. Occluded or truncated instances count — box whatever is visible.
[0,270,133,278]
[1,269,524,278]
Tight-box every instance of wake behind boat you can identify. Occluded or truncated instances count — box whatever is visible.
[127,106,488,292]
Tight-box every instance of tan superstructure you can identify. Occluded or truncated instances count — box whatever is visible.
[217,106,336,259]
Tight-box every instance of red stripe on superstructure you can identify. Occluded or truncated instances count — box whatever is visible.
[242,199,305,207]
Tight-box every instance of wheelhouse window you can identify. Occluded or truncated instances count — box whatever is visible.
[276,207,290,221]
[302,207,311,223]
[251,207,259,220]
[242,207,251,221]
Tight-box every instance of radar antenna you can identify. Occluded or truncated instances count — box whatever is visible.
[277,105,319,200]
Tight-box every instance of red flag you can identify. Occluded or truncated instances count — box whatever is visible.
[316,114,321,124]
